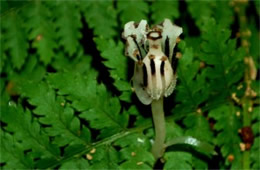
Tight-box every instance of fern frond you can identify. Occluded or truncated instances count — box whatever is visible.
[59,158,89,169]
[117,0,148,26]
[183,114,213,142]
[88,145,120,169]
[80,1,117,38]
[173,42,208,116]
[2,12,28,69]
[200,18,245,102]
[55,2,82,56]
[94,37,132,102]
[151,0,179,24]
[251,106,260,169]
[187,1,233,30]
[47,70,98,112]
[79,84,129,138]
[114,133,155,169]
[1,105,60,168]
[22,2,57,64]
[0,27,7,73]
[20,82,91,147]
[250,137,260,169]
[164,152,192,170]
[252,106,260,136]
[47,70,129,139]
[212,2,234,28]
[209,104,242,168]
[0,130,33,169]
[94,37,128,80]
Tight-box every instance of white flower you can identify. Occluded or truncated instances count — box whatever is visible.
[123,19,183,105]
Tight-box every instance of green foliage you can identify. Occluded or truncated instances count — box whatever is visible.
[81,1,117,38]
[151,0,179,24]
[2,12,28,69]
[251,137,260,169]
[209,104,242,168]
[22,2,57,65]
[0,1,259,169]
[54,2,82,56]
[183,114,213,142]
[187,1,233,30]
[86,145,119,169]
[164,151,192,170]
[59,158,89,169]
[251,106,260,169]
[79,84,129,138]
[173,42,208,116]
[117,0,148,25]
[0,27,6,72]
[114,133,154,169]
[1,104,60,169]
[199,18,245,105]
[94,37,132,102]
[21,81,90,147]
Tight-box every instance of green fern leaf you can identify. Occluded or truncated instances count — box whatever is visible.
[165,121,208,169]
[1,105,60,168]
[81,1,117,38]
[0,27,7,73]
[2,12,28,69]
[47,70,97,111]
[0,130,33,169]
[212,1,234,28]
[173,42,208,116]
[117,0,148,25]
[88,145,120,169]
[20,82,90,146]
[80,84,129,138]
[94,37,132,102]
[47,70,129,138]
[186,1,213,30]
[22,2,57,64]
[51,51,92,73]
[55,2,82,56]
[94,37,128,80]
[187,1,233,30]
[114,133,155,169]
[151,0,179,24]
[208,104,242,167]
[252,106,260,135]
[8,56,46,90]
[251,106,260,169]
[60,158,89,169]
[200,18,245,101]
[251,137,260,169]
[164,151,192,170]
[165,122,183,142]
[183,114,213,142]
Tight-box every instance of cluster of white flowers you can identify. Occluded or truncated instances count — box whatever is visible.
[122,19,183,105]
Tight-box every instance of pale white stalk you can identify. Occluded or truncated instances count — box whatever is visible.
[151,97,165,160]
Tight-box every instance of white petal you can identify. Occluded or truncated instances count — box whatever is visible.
[123,20,148,43]
[132,63,152,105]
[125,37,139,62]
[161,19,183,62]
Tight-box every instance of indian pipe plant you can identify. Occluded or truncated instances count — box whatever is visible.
[0,0,259,169]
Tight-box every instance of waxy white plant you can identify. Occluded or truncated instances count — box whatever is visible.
[122,19,183,160]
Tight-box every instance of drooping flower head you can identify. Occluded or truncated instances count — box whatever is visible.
[122,19,183,105]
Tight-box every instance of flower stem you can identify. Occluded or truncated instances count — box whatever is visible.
[151,97,166,160]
